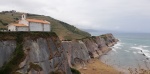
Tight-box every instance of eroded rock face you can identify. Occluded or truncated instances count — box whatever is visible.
[62,33,118,69]
[18,38,72,74]
[101,33,118,47]
[82,38,102,58]
[0,32,117,74]
[62,40,90,68]
[0,40,16,67]
[0,33,72,74]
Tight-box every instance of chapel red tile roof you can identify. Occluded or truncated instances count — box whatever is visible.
[26,19,50,24]
[11,23,27,26]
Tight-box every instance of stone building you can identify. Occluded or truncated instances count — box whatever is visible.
[8,14,51,31]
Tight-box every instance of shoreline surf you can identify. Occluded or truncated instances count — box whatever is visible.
[100,33,150,74]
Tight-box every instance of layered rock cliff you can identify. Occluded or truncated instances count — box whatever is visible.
[0,32,72,74]
[62,33,118,69]
[0,32,118,74]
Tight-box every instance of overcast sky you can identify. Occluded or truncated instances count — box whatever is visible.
[0,0,150,35]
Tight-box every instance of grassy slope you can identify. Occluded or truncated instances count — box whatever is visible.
[0,11,91,40]
[79,59,121,74]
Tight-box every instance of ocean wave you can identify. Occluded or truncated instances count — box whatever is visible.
[112,48,118,53]
[130,45,149,50]
[142,50,150,58]
[111,42,124,53]
[130,47,143,50]
[113,42,123,49]
[131,45,150,58]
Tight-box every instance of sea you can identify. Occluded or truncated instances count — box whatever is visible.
[100,33,150,74]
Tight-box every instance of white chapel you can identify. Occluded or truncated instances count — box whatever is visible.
[8,14,51,31]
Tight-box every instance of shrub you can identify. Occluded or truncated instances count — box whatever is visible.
[71,68,81,74]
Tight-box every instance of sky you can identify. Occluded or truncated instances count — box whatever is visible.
[0,0,150,35]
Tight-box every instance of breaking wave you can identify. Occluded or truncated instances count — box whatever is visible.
[111,41,123,52]
[113,42,123,49]
[131,45,150,58]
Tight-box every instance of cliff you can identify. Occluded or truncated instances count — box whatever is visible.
[62,33,118,69]
[0,32,72,74]
[0,32,118,74]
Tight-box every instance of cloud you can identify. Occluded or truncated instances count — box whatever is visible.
[0,0,150,34]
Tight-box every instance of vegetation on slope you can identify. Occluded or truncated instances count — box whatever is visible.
[71,68,81,74]
[79,59,121,74]
[0,10,91,40]
[0,32,24,74]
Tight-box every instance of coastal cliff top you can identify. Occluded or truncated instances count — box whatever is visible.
[0,32,57,40]
[0,11,91,40]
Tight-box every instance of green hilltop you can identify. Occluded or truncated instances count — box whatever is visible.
[0,10,91,40]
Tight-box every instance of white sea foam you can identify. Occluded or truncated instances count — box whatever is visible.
[144,53,150,58]
[131,45,150,58]
[111,42,123,53]
[142,49,150,52]
[131,45,149,50]
[113,42,123,49]
[112,48,117,53]
[113,46,120,49]
[130,47,143,50]
[142,49,150,58]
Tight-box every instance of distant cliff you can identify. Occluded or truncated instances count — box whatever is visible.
[0,32,118,74]
[62,33,118,69]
